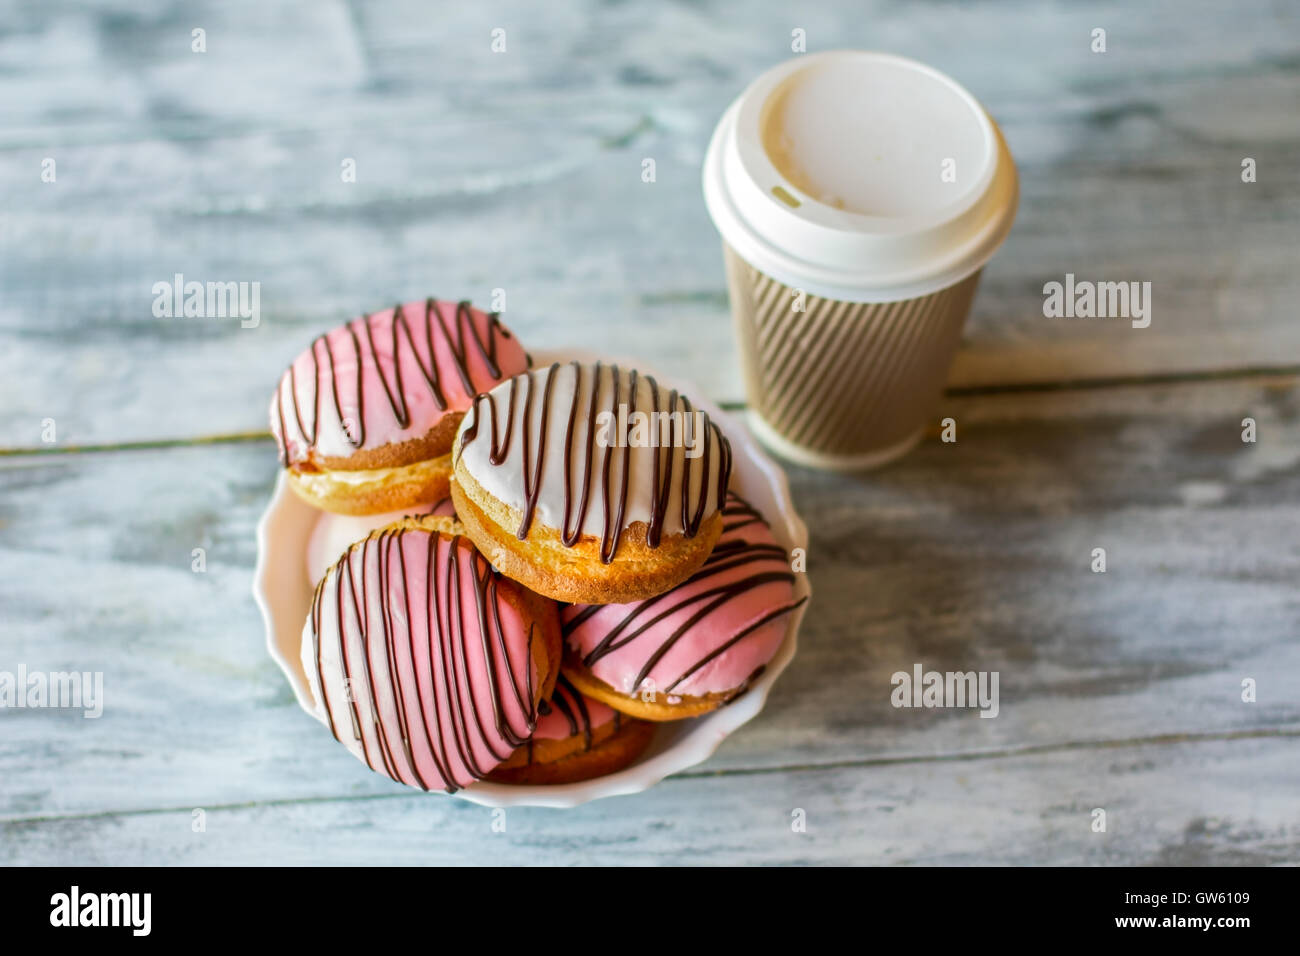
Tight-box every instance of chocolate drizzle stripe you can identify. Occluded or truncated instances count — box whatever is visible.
[617,572,796,692]
[383,531,427,788]
[458,363,733,563]
[518,364,559,540]
[274,380,292,467]
[430,299,505,395]
[562,361,601,547]
[335,550,364,744]
[560,495,788,642]
[366,302,446,422]
[338,324,366,448]
[722,516,764,534]
[365,533,413,783]
[339,537,392,778]
[597,364,620,554]
[565,492,798,696]
[700,542,789,569]
[719,497,765,535]
[722,665,768,706]
[664,596,808,693]
[440,535,488,779]
[308,527,537,793]
[552,674,589,745]
[604,367,633,562]
[526,673,598,766]
[379,530,423,785]
[562,601,602,634]
[571,683,594,751]
[275,299,514,466]
[359,535,405,781]
[647,374,671,548]
[403,533,449,789]
[681,395,705,535]
[287,359,314,450]
[418,532,458,788]
[309,577,336,739]
[476,562,535,746]
[571,560,795,659]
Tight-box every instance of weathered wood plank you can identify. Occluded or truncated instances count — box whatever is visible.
[2,0,1299,447]
[2,377,1296,828]
[3,0,1298,864]
[4,736,1296,865]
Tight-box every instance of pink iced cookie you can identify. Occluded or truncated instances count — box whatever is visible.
[561,493,806,719]
[488,673,656,785]
[301,521,560,792]
[270,299,529,515]
[534,673,621,743]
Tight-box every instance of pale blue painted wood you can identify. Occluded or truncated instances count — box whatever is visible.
[1,0,1298,865]
[1,0,1298,447]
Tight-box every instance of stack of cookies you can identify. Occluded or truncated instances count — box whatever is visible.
[271,298,806,792]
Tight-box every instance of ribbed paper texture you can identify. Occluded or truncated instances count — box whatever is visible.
[724,245,981,458]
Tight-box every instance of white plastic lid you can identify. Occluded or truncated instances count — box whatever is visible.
[703,51,1018,303]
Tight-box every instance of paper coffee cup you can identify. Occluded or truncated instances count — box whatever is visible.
[703,51,1018,470]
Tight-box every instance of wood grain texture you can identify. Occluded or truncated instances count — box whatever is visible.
[2,0,1299,447]
[5,737,1297,866]
[2,0,1297,867]
[2,378,1297,862]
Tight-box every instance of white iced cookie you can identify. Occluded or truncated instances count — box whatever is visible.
[450,361,731,604]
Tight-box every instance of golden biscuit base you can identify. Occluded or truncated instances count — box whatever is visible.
[315,414,463,472]
[289,454,451,515]
[450,464,722,605]
[286,416,463,516]
[561,655,739,721]
[487,717,656,785]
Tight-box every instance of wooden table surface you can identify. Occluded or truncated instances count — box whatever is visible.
[2,0,1298,865]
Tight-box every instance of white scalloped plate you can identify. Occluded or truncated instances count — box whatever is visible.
[253,349,810,807]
